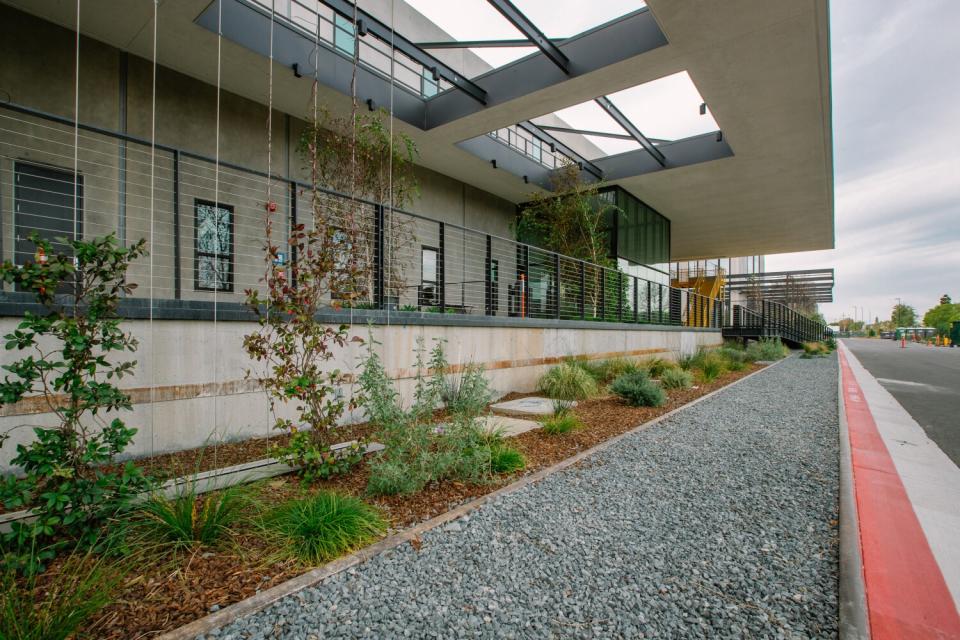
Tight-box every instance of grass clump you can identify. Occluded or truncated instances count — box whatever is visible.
[801,342,830,358]
[537,362,597,401]
[132,483,248,550]
[489,446,525,474]
[745,337,789,361]
[659,367,694,390]
[542,413,582,435]
[262,492,386,566]
[696,353,727,382]
[643,357,676,378]
[1,543,124,640]
[610,370,666,407]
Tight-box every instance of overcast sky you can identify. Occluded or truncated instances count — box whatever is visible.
[406,0,960,324]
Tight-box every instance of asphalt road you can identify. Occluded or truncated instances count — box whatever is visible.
[844,338,960,466]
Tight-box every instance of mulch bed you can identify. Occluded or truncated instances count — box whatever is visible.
[76,364,764,639]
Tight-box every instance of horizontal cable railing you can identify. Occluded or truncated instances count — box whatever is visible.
[0,102,724,329]
[728,300,826,344]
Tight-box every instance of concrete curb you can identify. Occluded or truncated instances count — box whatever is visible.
[836,344,870,639]
[156,357,791,640]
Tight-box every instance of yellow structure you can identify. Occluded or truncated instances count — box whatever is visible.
[672,266,726,328]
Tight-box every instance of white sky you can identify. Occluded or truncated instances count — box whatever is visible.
[406,0,960,323]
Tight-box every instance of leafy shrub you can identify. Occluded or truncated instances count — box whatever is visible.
[718,347,752,365]
[263,492,385,565]
[696,353,727,382]
[134,483,248,550]
[610,371,666,407]
[824,336,837,351]
[578,358,641,385]
[365,459,424,497]
[0,234,151,571]
[745,337,789,361]
[537,363,597,401]
[0,542,124,640]
[659,368,694,390]
[489,445,525,474]
[643,357,676,378]
[542,413,582,435]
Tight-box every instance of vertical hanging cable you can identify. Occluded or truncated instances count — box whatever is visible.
[148,0,159,456]
[72,0,80,248]
[212,0,223,467]
[265,0,275,438]
[387,0,395,327]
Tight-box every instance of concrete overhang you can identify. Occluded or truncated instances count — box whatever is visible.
[3,0,833,261]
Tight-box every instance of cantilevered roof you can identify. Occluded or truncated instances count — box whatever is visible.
[727,269,836,304]
[3,0,833,261]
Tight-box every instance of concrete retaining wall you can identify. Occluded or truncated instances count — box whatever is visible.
[0,318,721,470]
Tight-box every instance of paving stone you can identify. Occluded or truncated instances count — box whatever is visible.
[490,396,573,416]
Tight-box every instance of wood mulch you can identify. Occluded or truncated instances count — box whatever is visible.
[74,364,763,639]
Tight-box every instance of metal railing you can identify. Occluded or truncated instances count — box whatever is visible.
[0,102,724,328]
[726,300,826,345]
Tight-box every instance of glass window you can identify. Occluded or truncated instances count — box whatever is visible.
[530,136,542,163]
[422,246,438,285]
[334,14,355,55]
[421,68,438,98]
[195,200,233,292]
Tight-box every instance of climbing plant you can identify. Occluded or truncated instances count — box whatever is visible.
[0,233,150,571]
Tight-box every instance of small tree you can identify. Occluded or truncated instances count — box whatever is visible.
[923,299,960,337]
[0,233,150,570]
[891,303,917,327]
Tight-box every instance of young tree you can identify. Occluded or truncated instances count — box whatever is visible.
[891,303,917,327]
[923,299,960,336]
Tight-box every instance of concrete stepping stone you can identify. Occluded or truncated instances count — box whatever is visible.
[432,415,541,439]
[490,396,574,416]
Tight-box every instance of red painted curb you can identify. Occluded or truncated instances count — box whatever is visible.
[840,349,960,639]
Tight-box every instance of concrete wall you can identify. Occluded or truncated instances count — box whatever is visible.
[0,5,517,306]
[0,316,721,471]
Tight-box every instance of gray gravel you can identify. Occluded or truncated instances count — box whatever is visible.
[206,355,839,639]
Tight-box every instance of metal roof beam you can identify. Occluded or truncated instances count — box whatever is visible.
[416,38,558,49]
[486,0,570,74]
[321,0,488,104]
[517,122,603,179]
[536,124,640,141]
[595,96,666,167]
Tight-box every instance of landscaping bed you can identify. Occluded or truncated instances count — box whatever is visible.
[81,362,765,640]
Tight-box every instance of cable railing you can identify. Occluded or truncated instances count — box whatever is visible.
[727,300,826,345]
[0,102,724,329]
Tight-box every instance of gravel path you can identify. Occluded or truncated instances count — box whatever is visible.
[207,355,839,639]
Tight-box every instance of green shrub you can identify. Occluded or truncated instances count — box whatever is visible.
[542,413,582,435]
[0,542,124,640]
[801,342,830,359]
[643,357,676,378]
[263,492,386,565]
[537,363,597,401]
[677,353,697,371]
[659,368,694,390]
[697,353,727,382]
[745,337,789,361]
[134,483,247,550]
[489,446,525,474]
[824,336,837,351]
[586,358,642,384]
[610,371,666,407]
[366,459,425,496]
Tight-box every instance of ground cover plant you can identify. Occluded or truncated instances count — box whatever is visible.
[537,362,598,401]
[132,481,249,551]
[745,337,789,361]
[643,357,676,378]
[801,342,831,358]
[0,234,151,572]
[610,370,666,407]
[696,352,727,382]
[542,412,582,435]
[261,491,386,566]
[660,367,694,390]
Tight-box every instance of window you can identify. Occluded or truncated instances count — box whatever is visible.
[334,14,355,55]
[530,136,543,163]
[195,199,233,292]
[421,68,439,99]
[419,246,439,307]
[14,162,82,266]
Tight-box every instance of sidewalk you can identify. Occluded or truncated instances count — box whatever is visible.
[839,342,960,639]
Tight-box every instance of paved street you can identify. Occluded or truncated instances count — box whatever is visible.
[843,338,960,466]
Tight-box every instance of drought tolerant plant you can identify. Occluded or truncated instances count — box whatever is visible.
[0,233,151,571]
[489,445,525,474]
[542,413,582,435]
[262,492,385,566]
[659,367,694,390]
[443,362,494,419]
[643,357,675,378]
[745,337,789,361]
[824,336,837,351]
[801,342,830,359]
[696,353,727,382]
[610,370,666,407]
[132,482,248,550]
[537,362,597,401]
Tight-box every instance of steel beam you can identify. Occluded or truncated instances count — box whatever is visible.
[593,131,732,181]
[486,0,569,74]
[313,0,487,104]
[535,124,637,141]
[595,96,666,167]
[517,122,603,179]
[416,39,557,49]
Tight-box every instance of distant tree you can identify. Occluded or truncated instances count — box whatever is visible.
[923,301,960,337]
[838,317,864,332]
[941,294,952,305]
[891,303,917,327]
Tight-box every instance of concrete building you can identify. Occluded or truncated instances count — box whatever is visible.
[0,0,833,467]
